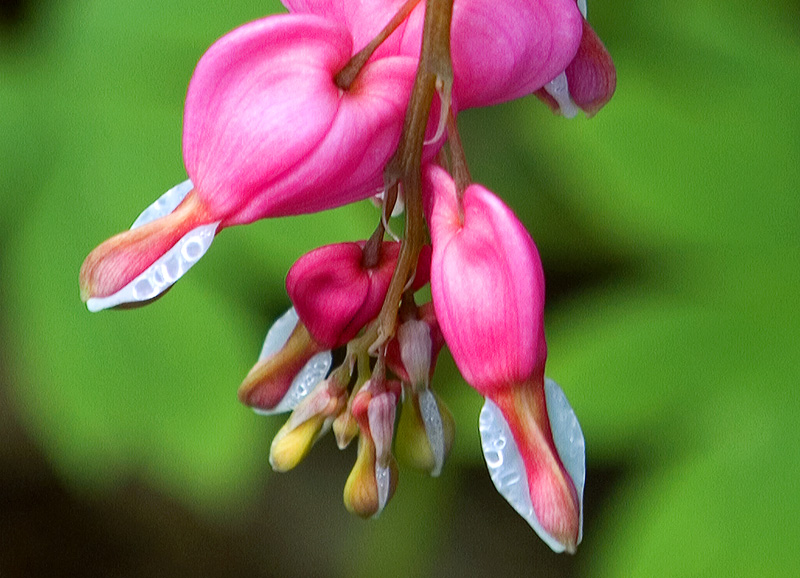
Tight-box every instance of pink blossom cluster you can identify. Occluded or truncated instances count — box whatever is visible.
[79,0,614,553]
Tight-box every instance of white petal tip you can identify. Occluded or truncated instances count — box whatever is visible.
[85,220,220,312]
[252,308,332,416]
[545,378,586,543]
[479,390,585,553]
[130,179,194,230]
[418,389,446,477]
[544,72,579,119]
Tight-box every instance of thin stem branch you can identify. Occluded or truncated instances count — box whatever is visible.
[446,110,471,196]
[335,0,423,90]
[375,0,454,346]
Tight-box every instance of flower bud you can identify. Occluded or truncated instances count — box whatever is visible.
[343,380,401,518]
[332,405,359,450]
[385,303,444,385]
[287,242,431,348]
[395,386,454,476]
[238,311,328,412]
[269,376,348,472]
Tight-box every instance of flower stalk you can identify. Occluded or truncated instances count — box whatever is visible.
[377,0,454,347]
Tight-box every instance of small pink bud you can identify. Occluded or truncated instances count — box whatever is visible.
[287,242,431,349]
[385,303,445,385]
[343,379,401,518]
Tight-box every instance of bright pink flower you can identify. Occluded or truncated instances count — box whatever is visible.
[80,14,417,309]
[284,0,586,110]
[286,241,431,349]
[425,165,546,392]
[424,164,583,553]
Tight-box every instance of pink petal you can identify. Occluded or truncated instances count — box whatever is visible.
[425,164,546,396]
[182,14,417,226]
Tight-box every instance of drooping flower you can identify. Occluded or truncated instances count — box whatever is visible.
[424,164,584,553]
[78,0,611,554]
[79,14,417,311]
[283,0,587,110]
[285,241,431,349]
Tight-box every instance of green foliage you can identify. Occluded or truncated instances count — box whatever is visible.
[2,0,799,575]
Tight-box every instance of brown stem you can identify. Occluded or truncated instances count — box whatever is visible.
[361,222,385,269]
[335,0,424,90]
[446,110,471,197]
[376,0,454,347]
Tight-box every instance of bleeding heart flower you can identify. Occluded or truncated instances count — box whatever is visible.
[283,0,586,110]
[79,13,417,311]
[424,164,585,553]
[286,241,431,349]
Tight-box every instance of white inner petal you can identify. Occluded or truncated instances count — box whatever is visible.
[577,0,587,19]
[258,308,299,361]
[130,179,194,229]
[374,462,391,517]
[86,220,220,312]
[368,393,397,463]
[545,378,586,543]
[479,382,585,553]
[479,399,551,549]
[368,392,397,517]
[418,389,445,476]
[544,72,579,119]
[253,307,332,416]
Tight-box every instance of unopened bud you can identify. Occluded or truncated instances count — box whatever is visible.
[343,380,401,518]
[270,415,328,472]
[396,387,454,476]
[343,433,399,519]
[332,407,359,449]
[268,377,346,472]
[238,310,328,412]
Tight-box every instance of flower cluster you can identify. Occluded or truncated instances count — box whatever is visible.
[79,0,614,554]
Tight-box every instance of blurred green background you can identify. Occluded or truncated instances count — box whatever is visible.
[2,0,798,576]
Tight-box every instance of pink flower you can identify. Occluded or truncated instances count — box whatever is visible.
[284,0,587,110]
[286,241,431,349]
[425,164,584,553]
[80,14,417,310]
